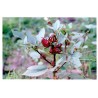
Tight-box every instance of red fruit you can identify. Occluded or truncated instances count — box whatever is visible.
[41,38,50,48]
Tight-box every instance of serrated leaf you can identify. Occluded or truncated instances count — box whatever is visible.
[36,28,45,42]
[22,65,48,77]
[12,30,25,39]
[26,32,37,45]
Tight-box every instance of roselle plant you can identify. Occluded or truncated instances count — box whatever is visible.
[12,19,95,79]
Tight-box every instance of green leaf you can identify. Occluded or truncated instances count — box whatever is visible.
[26,32,37,45]
[22,65,48,77]
[12,30,25,39]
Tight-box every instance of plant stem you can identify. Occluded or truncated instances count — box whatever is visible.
[53,54,56,67]
[55,62,66,72]
[53,61,67,79]
[36,49,51,64]
[32,47,51,65]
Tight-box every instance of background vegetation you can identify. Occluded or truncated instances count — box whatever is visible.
[3,17,96,79]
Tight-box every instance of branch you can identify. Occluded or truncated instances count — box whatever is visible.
[53,54,56,67]
[32,47,51,65]
[55,62,67,72]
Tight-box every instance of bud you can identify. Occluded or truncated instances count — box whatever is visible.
[65,40,70,46]
[41,38,50,48]
[48,21,52,26]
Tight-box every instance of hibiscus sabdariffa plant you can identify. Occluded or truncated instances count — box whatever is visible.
[12,19,90,79]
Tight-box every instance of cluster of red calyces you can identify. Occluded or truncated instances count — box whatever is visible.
[41,34,62,54]
[49,43,62,54]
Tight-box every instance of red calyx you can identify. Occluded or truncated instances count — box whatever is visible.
[41,38,50,48]
[55,43,62,48]
[49,34,57,43]
[49,44,62,54]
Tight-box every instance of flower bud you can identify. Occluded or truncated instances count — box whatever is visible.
[65,40,70,46]
[41,38,50,48]
[48,21,52,26]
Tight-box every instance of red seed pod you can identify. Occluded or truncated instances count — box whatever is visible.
[41,38,50,48]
